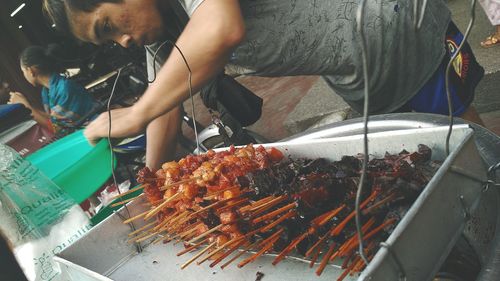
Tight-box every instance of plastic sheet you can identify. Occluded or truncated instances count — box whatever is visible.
[0,144,92,281]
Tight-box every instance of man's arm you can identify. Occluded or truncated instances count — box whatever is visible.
[84,0,244,144]
[145,106,183,170]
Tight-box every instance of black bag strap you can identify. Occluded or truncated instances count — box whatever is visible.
[168,0,190,27]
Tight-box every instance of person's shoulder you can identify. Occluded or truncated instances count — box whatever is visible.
[58,75,86,91]
[51,75,88,98]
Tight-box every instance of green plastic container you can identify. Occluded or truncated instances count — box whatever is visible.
[26,130,115,203]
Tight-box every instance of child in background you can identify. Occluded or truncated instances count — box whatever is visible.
[8,45,97,138]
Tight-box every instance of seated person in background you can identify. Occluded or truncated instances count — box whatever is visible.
[8,45,97,138]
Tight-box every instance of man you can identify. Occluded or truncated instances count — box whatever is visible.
[43,0,484,170]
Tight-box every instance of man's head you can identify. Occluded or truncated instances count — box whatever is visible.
[43,0,165,47]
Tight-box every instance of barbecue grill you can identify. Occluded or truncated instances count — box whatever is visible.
[53,116,498,281]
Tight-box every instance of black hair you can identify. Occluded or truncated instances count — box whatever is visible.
[42,0,122,38]
[20,44,65,74]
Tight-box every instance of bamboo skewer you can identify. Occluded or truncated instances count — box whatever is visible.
[239,195,275,213]
[134,229,165,243]
[187,224,224,244]
[305,233,329,258]
[311,207,340,226]
[144,192,183,220]
[175,226,200,243]
[122,208,154,224]
[128,227,158,243]
[252,202,297,224]
[181,241,217,269]
[338,256,360,281]
[340,218,396,255]
[330,190,379,236]
[152,234,170,245]
[309,241,323,268]
[327,247,342,264]
[196,246,225,266]
[177,223,202,240]
[220,240,260,270]
[362,192,397,215]
[352,254,371,273]
[315,204,346,227]
[127,230,153,243]
[341,250,355,269]
[217,198,250,213]
[249,196,287,216]
[272,232,308,265]
[148,199,163,206]
[151,234,170,245]
[152,217,174,233]
[175,213,197,228]
[165,211,190,231]
[258,211,296,233]
[110,193,145,207]
[238,229,284,268]
[303,205,349,258]
[334,218,376,259]
[351,252,372,275]
[257,229,284,248]
[188,198,233,218]
[316,242,337,276]
[160,177,199,191]
[332,218,375,259]
[209,239,248,268]
[177,237,210,256]
[274,203,347,264]
[203,186,241,200]
[197,236,247,265]
[128,221,157,237]
[110,184,147,201]
[157,209,180,224]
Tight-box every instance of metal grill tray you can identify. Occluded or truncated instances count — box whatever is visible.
[55,125,487,281]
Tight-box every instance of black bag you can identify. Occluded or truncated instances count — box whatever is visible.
[200,74,263,127]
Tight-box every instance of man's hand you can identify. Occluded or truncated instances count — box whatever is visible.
[8,92,30,108]
[83,107,145,146]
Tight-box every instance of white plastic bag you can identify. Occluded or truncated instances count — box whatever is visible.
[0,144,92,281]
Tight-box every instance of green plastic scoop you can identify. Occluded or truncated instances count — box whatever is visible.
[26,130,115,203]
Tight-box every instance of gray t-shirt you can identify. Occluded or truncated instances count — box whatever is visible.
[150,0,451,114]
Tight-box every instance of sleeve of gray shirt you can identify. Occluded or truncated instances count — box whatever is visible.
[145,0,205,83]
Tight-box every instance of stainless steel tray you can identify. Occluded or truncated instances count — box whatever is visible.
[55,125,487,281]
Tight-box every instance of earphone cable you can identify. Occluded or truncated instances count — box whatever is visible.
[146,40,201,154]
[106,68,143,253]
[354,0,370,266]
[444,0,477,156]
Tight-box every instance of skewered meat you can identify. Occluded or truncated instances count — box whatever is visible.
[129,144,440,279]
